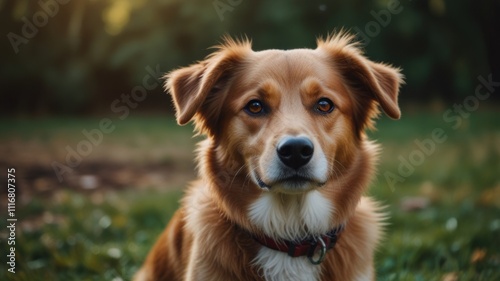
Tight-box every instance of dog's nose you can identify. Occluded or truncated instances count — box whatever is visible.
[277,137,314,170]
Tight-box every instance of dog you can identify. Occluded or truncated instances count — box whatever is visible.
[134,31,403,281]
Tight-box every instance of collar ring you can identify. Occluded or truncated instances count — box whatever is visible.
[307,236,327,265]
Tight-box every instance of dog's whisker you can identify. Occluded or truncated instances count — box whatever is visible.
[229,163,248,188]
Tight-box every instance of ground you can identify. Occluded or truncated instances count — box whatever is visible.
[0,110,499,281]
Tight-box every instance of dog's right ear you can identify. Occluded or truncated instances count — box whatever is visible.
[165,38,251,135]
[165,63,207,125]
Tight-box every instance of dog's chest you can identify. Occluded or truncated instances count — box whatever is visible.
[248,191,333,281]
[254,247,321,281]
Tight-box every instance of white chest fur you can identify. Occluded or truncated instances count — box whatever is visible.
[248,191,334,281]
[254,247,320,281]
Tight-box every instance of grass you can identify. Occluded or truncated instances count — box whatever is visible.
[369,111,500,280]
[0,110,499,280]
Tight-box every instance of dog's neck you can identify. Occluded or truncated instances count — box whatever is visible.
[253,222,344,260]
[248,191,337,241]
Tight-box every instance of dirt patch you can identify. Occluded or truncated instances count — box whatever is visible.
[0,159,196,208]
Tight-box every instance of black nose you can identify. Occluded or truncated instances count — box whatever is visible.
[276,137,314,170]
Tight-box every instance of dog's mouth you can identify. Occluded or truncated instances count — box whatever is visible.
[254,172,326,192]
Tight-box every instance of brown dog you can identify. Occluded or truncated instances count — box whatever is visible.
[134,32,403,281]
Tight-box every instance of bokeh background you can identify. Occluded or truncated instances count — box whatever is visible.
[0,0,499,280]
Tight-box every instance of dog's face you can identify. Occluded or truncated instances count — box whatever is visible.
[166,34,402,195]
[224,49,359,194]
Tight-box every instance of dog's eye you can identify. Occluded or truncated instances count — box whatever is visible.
[244,100,265,115]
[315,98,335,114]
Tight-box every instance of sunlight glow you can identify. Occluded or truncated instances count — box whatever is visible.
[103,0,132,36]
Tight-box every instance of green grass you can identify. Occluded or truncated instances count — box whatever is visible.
[1,110,499,280]
[2,190,182,281]
[369,111,500,280]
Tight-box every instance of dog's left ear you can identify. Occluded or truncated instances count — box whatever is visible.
[362,60,403,119]
[317,33,403,130]
[165,38,251,135]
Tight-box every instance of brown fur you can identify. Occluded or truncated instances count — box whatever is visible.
[134,32,402,281]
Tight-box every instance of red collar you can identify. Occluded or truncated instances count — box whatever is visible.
[253,225,345,265]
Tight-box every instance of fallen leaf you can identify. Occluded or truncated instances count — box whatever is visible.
[442,272,458,281]
[470,248,487,264]
[400,196,430,212]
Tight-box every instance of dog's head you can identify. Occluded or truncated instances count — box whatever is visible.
[166,32,402,195]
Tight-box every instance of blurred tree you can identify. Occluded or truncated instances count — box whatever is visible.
[0,0,497,116]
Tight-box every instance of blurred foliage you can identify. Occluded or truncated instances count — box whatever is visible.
[0,0,498,116]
